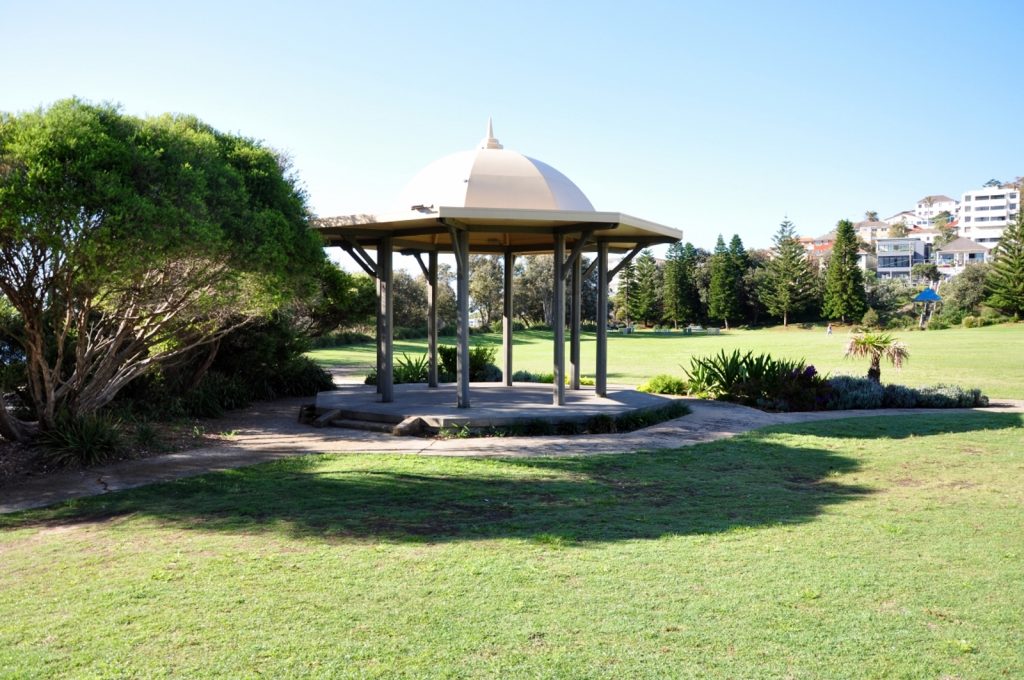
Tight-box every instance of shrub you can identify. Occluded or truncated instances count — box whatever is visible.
[637,374,688,395]
[882,384,919,408]
[927,317,951,330]
[916,384,988,408]
[437,345,500,382]
[40,412,124,467]
[182,372,254,418]
[394,353,429,384]
[861,308,880,329]
[681,350,830,411]
[826,376,884,410]
[962,315,980,328]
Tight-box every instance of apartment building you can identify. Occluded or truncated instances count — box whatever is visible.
[914,195,958,228]
[958,184,1020,247]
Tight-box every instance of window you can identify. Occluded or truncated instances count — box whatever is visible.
[965,206,971,211]
[964,217,972,222]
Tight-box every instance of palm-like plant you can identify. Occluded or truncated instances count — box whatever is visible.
[844,332,909,383]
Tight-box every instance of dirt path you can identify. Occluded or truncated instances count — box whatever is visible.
[2,396,1021,514]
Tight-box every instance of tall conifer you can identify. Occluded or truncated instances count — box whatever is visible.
[822,219,868,322]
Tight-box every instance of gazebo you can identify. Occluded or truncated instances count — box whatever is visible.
[316,121,681,408]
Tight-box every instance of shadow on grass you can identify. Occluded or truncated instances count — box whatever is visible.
[8,413,1016,544]
[775,411,1023,440]
[2,436,865,544]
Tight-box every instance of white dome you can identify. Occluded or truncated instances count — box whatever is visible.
[395,121,594,212]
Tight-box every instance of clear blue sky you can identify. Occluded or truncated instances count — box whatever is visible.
[4,0,1022,252]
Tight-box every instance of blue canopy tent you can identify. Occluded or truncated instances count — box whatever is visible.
[914,288,942,327]
[913,288,942,303]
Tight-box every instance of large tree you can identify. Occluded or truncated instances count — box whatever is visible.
[629,249,662,326]
[0,99,325,440]
[759,219,815,326]
[932,211,956,248]
[662,242,699,327]
[986,210,1024,316]
[821,219,868,323]
[708,235,743,328]
[468,255,504,328]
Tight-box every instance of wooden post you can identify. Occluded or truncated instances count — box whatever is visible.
[427,251,438,388]
[453,230,471,408]
[596,242,609,397]
[552,233,566,406]
[378,237,394,403]
[503,250,515,386]
[570,249,582,390]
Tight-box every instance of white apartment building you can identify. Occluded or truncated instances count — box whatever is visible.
[883,210,915,227]
[914,195,958,228]
[958,184,1020,246]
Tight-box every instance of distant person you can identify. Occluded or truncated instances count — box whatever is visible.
[826,323,833,336]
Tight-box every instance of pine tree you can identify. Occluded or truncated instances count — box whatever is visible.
[630,250,662,326]
[709,235,742,329]
[614,261,636,325]
[759,219,814,326]
[986,210,1024,316]
[728,234,752,324]
[662,242,699,326]
[822,219,868,322]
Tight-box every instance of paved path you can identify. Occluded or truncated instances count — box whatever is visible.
[2,395,1021,514]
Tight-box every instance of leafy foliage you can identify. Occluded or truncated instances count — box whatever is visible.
[39,412,124,467]
[0,99,325,439]
[637,374,688,395]
[826,377,988,410]
[439,345,501,382]
[844,332,908,383]
[681,349,830,411]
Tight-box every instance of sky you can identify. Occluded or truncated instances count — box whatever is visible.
[4,0,1023,259]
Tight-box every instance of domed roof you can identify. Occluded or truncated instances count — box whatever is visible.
[396,120,595,212]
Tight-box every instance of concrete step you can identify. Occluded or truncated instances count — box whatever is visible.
[329,418,396,434]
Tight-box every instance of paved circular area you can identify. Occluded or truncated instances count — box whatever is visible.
[2,396,1021,514]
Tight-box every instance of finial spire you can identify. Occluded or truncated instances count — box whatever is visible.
[481,117,503,149]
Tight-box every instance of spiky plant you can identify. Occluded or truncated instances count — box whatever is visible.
[844,332,909,383]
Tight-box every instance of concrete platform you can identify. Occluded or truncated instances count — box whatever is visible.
[313,382,681,430]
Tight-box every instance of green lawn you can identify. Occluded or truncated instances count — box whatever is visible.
[2,413,1023,678]
[310,323,1024,399]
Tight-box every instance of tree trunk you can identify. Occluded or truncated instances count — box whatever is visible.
[0,397,37,442]
[867,357,881,383]
[783,311,788,327]
[188,338,222,390]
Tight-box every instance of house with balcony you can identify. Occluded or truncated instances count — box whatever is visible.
[934,237,989,278]
[875,237,928,279]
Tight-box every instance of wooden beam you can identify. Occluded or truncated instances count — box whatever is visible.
[561,230,594,280]
[608,245,644,280]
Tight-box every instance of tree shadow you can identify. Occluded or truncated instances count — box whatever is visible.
[5,432,874,544]
[776,411,1022,440]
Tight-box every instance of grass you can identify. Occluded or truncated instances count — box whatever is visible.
[309,323,1024,399]
[2,413,1023,677]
